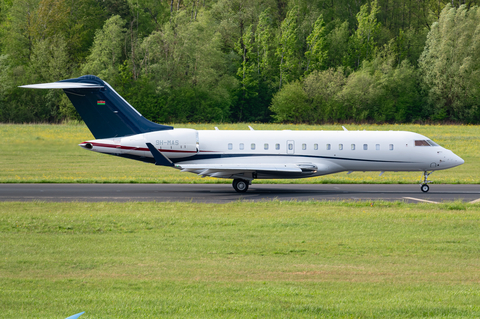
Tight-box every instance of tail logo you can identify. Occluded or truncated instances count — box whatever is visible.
[97,100,105,105]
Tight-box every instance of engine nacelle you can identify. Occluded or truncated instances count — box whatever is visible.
[141,129,198,159]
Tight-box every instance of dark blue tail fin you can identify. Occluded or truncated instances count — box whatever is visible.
[22,75,172,139]
[60,75,172,138]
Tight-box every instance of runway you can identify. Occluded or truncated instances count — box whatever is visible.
[1,184,479,203]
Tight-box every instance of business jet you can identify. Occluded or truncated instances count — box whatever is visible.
[21,75,464,193]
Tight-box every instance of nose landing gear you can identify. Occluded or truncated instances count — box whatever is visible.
[421,171,433,192]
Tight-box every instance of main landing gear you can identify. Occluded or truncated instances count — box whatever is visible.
[421,171,433,193]
[232,179,249,193]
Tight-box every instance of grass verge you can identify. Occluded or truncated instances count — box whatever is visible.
[0,123,477,183]
[1,201,479,318]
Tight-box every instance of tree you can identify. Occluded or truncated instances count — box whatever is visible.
[277,5,299,89]
[255,8,274,79]
[30,34,76,120]
[367,44,422,122]
[101,0,131,20]
[127,0,169,35]
[65,0,109,63]
[235,24,258,121]
[336,42,422,123]
[30,34,69,82]
[251,7,277,122]
[303,68,346,122]
[324,20,350,69]
[1,0,41,66]
[82,15,126,84]
[419,4,480,122]
[304,14,327,74]
[28,0,69,41]
[270,80,310,123]
[138,10,236,122]
[350,0,381,69]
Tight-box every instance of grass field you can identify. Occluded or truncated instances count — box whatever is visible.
[0,123,478,184]
[1,200,480,318]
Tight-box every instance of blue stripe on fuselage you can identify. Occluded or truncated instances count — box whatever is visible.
[105,151,417,164]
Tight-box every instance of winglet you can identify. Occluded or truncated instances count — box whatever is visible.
[19,83,104,89]
[65,312,85,319]
[146,143,174,167]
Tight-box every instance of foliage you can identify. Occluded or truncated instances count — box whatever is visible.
[277,5,299,89]
[82,15,126,84]
[303,68,347,122]
[304,14,327,74]
[2,0,480,123]
[349,0,381,69]
[340,46,422,122]
[272,43,422,124]
[324,19,350,69]
[419,4,480,122]
[270,80,309,122]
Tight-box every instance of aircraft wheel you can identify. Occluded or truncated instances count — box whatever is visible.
[233,179,249,193]
[421,184,429,193]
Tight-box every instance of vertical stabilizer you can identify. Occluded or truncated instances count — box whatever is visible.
[21,75,173,139]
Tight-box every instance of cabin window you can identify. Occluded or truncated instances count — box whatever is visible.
[363,144,368,150]
[275,143,280,150]
[415,140,431,146]
[264,143,269,150]
[326,144,331,150]
[339,144,343,150]
[389,144,394,150]
[351,144,355,150]
[314,144,318,150]
[376,144,380,150]
[302,143,307,150]
[251,143,256,150]
[239,143,244,150]
[288,143,294,150]
[228,143,232,150]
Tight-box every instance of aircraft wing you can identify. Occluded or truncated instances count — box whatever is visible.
[179,163,302,172]
[176,163,316,179]
[145,143,319,179]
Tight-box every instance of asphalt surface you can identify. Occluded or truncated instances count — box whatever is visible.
[1,184,479,203]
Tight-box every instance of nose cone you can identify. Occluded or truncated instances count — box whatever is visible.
[455,154,465,166]
[447,151,464,168]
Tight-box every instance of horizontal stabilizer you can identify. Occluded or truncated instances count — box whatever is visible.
[19,83,104,89]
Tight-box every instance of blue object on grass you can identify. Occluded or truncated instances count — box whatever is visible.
[65,312,85,319]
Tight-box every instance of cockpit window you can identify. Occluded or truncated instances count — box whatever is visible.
[427,140,439,146]
[415,140,430,146]
[415,140,439,147]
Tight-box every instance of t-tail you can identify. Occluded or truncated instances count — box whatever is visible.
[20,75,172,139]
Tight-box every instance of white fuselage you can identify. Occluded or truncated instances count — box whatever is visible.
[80,128,464,180]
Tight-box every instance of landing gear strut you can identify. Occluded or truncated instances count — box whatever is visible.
[232,179,249,193]
[421,171,433,193]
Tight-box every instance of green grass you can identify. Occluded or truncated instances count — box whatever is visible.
[0,123,478,184]
[1,201,480,318]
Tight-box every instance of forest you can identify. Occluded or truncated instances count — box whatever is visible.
[1,0,480,124]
